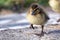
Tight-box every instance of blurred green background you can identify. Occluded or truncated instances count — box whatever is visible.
[0,0,49,12]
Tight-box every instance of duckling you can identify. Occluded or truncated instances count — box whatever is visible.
[49,0,60,13]
[26,3,49,37]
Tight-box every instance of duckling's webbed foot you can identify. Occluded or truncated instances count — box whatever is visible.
[35,31,46,37]
[35,25,46,37]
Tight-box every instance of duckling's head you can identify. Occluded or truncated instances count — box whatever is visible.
[30,4,39,15]
[31,4,38,10]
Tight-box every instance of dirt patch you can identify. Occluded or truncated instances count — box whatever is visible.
[0,25,60,40]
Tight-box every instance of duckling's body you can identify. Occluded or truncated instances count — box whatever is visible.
[26,8,49,25]
[26,3,49,37]
[49,0,60,13]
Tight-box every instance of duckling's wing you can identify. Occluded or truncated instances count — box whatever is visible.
[44,13,49,20]
[38,8,49,20]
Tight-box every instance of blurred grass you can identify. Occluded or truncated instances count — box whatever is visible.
[0,0,49,12]
[38,0,49,6]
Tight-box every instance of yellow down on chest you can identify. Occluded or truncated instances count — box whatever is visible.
[26,14,45,25]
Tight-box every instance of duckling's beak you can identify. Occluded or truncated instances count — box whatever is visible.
[31,10,36,15]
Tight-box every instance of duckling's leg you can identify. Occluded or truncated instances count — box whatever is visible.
[35,25,45,37]
[30,24,34,29]
[40,25,44,36]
